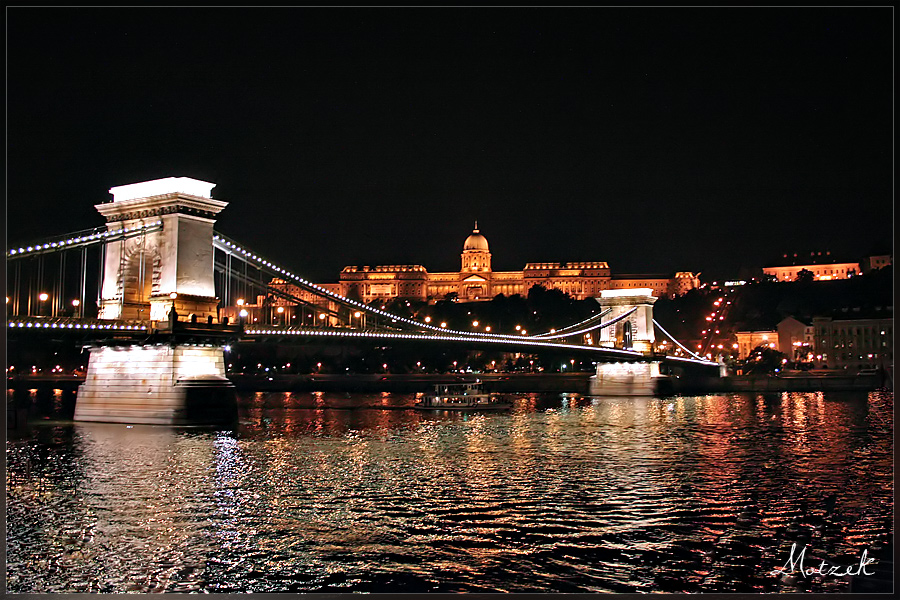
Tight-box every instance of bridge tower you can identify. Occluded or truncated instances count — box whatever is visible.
[595,288,657,353]
[590,288,662,396]
[96,177,227,323]
[75,177,237,426]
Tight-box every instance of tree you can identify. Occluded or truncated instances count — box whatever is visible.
[744,344,788,375]
[795,269,814,284]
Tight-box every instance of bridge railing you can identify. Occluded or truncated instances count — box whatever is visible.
[7,315,150,332]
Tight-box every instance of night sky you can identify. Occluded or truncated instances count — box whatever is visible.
[7,8,893,283]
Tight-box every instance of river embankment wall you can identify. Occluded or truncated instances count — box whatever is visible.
[8,372,888,395]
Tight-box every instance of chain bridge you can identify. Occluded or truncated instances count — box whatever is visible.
[7,177,720,424]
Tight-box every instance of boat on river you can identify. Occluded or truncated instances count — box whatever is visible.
[415,381,511,410]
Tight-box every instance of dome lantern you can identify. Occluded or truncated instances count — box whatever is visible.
[463,221,489,252]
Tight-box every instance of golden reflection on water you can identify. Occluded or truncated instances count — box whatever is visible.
[5,390,893,594]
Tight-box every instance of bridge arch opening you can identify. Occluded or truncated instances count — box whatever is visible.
[117,245,160,320]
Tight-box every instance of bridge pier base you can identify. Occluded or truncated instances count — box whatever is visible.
[74,344,237,425]
[589,361,664,396]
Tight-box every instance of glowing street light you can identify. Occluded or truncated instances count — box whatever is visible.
[237,298,245,306]
[440,322,447,328]
[39,292,49,302]
[472,320,479,327]
[424,316,432,323]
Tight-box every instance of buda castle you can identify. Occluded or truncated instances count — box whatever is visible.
[318,224,699,303]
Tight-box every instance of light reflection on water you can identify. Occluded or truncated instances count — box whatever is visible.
[6,389,893,593]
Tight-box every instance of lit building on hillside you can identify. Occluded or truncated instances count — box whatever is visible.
[861,253,892,273]
[763,251,859,281]
[336,224,699,303]
[223,224,701,321]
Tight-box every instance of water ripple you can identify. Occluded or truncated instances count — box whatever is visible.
[6,390,893,593]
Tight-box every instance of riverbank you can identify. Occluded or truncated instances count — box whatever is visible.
[8,371,889,395]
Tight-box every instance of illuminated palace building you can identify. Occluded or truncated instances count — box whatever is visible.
[227,225,700,323]
[335,224,700,302]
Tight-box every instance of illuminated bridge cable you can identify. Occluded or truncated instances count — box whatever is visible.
[531,308,612,338]
[531,308,637,340]
[242,327,720,366]
[243,327,648,357]
[214,261,346,321]
[7,221,164,259]
[653,318,705,361]
[530,308,638,341]
[214,232,583,340]
[213,235,430,332]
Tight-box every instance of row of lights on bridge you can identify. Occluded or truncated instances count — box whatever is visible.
[8,220,163,257]
[216,235,538,340]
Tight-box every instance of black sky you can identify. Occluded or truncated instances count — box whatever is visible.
[6,7,893,282]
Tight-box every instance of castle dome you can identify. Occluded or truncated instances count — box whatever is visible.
[463,222,489,252]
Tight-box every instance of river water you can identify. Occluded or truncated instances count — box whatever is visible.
[6,389,893,593]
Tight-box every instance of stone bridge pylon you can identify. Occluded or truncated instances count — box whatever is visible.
[96,177,227,323]
[591,288,661,396]
[76,177,237,426]
[595,288,657,353]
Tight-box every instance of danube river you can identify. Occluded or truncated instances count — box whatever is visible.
[6,389,893,593]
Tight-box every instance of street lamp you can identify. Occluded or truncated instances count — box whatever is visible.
[72,299,81,318]
[276,305,285,326]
